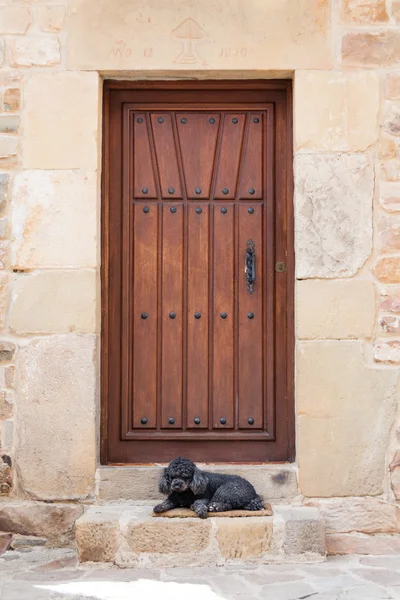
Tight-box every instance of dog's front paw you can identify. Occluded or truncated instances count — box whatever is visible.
[153,503,167,513]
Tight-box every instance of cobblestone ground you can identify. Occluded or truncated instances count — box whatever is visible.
[2,549,400,599]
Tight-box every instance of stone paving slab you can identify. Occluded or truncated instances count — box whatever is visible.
[2,548,400,599]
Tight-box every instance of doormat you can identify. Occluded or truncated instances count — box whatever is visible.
[153,504,272,518]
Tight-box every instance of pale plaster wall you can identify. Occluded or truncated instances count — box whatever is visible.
[1,0,400,547]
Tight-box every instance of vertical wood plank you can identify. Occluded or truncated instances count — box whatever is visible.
[161,203,184,428]
[214,114,246,200]
[132,202,158,428]
[187,204,209,428]
[212,205,234,429]
[133,114,157,199]
[238,203,263,428]
[151,113,182,199]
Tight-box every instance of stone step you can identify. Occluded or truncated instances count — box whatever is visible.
[96,463,300,503]
[75,504,326,567]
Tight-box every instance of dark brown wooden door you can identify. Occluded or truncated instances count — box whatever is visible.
[102,81,294,464]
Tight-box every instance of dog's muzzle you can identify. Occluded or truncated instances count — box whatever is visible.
[171,479,186,492]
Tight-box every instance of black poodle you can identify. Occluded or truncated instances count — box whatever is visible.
[153,457,265,519]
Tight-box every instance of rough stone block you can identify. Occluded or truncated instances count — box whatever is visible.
[380,182,400,212]
[327,533,400,555]
[296,280,375,340]
[276,507,325,556]
[386,74,400,99]
[0,173,9,212]
[0,136,17,159]
[0,341,16,362]
[0,116,19,133]
[37,6,65,31]
[0,391,13,419]
[76,509,119,563]
[16,335,96,500]
[0,533,12,556]
[9,37,60,67]
[9,270,97,334]
[12,171,97,269]
[0,503,83,542]
[378,139,396,159]
[373,258,400,282]
[0,7,32,34]
[373,340,400,363]
[295,71,379,151]
[126,518,212,554]
[305,498,400,534]
[378,215,400,252]
[297,341,398,497]
[67,0,331,71]
[342,32,400,67]
[22,72,100,169]
[380,316,400,333]
[341,0,388,22]
[295,154,373,279]
[216,517,273,559]
[4,88,20,112]
[383,290,400,313]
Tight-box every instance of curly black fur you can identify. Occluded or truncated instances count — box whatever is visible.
[153,457,265,519]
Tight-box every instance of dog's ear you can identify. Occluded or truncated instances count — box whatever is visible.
[158,468,170,495]
[190,467,207,495]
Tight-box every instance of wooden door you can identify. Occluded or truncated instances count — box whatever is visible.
[102,81,294,464]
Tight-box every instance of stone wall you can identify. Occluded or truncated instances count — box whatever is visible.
[1,0,400,550]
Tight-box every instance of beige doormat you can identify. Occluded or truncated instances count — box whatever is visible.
[152,504,272,518]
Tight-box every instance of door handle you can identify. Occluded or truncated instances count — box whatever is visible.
[245,240,256,295]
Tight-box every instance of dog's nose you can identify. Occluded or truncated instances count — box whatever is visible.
[171,480,182,490]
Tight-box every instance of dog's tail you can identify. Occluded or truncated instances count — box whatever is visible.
[244,495,265,511]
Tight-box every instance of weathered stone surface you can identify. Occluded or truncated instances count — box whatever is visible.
[0,272,9,329]
[295,154,373,279]
[9,37,60,67]
[374,258,400,282]
[22,73,99,169]
[0,7,32,34]
[393,0,400,22]
[75,510,119,563]
[276,507,325,556]
[342,32,400,67]
[391,465,400,500]
[0,116,19,133]
[0,392,13,419]
[153,507,272,518]
[386,74,400,99]
[384,106,400,136]
[341,0,388,23]
[297,341,398,496]
[327,533,400,555]
[295,71,379,151]
[216,518,273,559]
[16,335,96,500]
[12,171,97,269]
[378,215,400,252]
[0,341,16,362]
[381,158,400,181]
[4,88,20,113]
[0,136,17,159]
[296,280,375,340]
[378,138,396,159]
[0,40,3,67]
[37,6,65,31]
[127,519,211,554]
[0,173,9,212]
[11,535,47,549]
[67,0,330,71]
[305,498,400,534]
[0,503,83,541]
[97,464,299,503]
[0,532,12,556]
[9,270,97,334]
[380,316,400,333]
[380,182,400,212]
[374,339,400,363]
